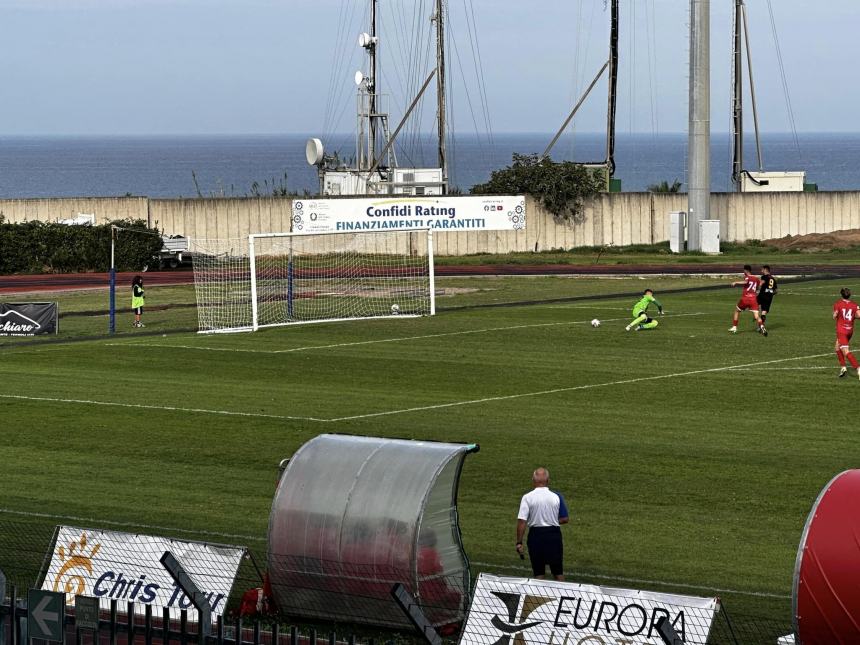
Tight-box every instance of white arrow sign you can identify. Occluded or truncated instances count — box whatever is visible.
[32,595,59,634]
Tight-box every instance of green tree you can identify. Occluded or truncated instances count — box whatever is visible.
[647,179,683,193]
[470,153,604,223]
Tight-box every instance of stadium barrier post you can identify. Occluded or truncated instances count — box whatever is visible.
[287,259,294,320]
[180,609,188,645]
[127,601,135,644]
[249,235,259,332]
[161,607,169,645]
[655,616,683,645]
[390,583,441,645]
[144,604,152,645]
[9,585,16,645]
[110,599,117,645]
[0,568,6,645]
[428,229,436,316]
[288,236,294,320]
[160,551,211,638]
[109,225,117,334]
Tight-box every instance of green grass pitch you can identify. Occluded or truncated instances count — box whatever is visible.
[1,275,858,630]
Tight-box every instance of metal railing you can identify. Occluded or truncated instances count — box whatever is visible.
[0,587,406,645]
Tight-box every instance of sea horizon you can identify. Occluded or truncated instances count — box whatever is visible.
[0,131,857,198]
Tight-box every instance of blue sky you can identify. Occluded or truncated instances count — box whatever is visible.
[0,0,856,136]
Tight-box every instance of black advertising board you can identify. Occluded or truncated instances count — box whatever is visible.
[0,302,59,336]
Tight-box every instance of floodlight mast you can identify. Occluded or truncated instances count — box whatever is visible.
[687,0,710,251]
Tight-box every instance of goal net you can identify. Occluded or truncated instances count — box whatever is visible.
[192,230,435,333]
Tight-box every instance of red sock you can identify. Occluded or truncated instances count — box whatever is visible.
[837,351,847,367]
[848,352,859,369]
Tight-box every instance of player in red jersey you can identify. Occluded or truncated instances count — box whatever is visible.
[729,265,767,335]
[833,287,860,379]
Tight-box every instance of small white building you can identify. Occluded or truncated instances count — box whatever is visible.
[321,167,445,196]
[740,171,806,192]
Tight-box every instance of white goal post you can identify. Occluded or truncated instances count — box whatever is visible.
[191,229,435,333]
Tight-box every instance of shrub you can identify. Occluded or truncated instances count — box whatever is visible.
[470,153,604,223]
[0,219,161,274]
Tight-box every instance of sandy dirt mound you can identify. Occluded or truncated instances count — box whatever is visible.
[763,229,860,252]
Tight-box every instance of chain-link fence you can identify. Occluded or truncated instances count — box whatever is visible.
[0,513,794,644]
[0,513,266,616]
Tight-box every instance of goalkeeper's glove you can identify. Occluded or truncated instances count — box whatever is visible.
[659,309,664,315]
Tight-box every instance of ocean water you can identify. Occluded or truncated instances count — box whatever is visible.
[0,132,856,199]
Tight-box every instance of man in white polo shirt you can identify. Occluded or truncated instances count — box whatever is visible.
[515,467,569,580]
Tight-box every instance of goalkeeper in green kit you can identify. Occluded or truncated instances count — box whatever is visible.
[625,289,663,331]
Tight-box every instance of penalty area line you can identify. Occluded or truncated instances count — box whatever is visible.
[0,393,325,422]
[470,561,790,599]
[105,312,707,355]
[326,351,833,422]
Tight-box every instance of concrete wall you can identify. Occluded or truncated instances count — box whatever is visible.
[149,198,293,242]
[0,197,148,224]
[3,192,860,254]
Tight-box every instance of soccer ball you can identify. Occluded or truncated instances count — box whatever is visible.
[391,303,400,315]
[591,319,601,328]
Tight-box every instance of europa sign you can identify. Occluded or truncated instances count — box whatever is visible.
[0,303,58,336]
[41,526,245,620]
[461,574,719,645]
[291,196,526,234]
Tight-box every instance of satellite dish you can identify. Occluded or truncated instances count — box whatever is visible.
[305,138,324,166]
[358,32,371,48]
[354,70,365,86]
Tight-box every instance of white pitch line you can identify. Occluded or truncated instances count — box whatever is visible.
[104,312,707,355]
[0,393,325,422]
[0,508,266,543]
[728,366,833,371]
[470,561,790,599]
[2,344,827,424]
[326,351,833,422]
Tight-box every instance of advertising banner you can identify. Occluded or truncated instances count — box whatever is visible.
[291,196,526,234]
[461,574,719,645]
[41,526,245,619]
[0,302,58,336]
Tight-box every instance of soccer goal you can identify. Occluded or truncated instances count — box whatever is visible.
[192,229,435,333]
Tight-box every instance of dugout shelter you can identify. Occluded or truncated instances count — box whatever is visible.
[268,434,478,630]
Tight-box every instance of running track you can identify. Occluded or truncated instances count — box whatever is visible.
[1,264,858,295]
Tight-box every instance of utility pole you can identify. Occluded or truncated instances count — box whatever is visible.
[687,0,710,251]
[742,2,764,173]
[605,0,619,190]
[434,0,448,193]
[732,0,743,190]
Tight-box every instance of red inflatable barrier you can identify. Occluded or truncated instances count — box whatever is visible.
[793,469,860,644]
